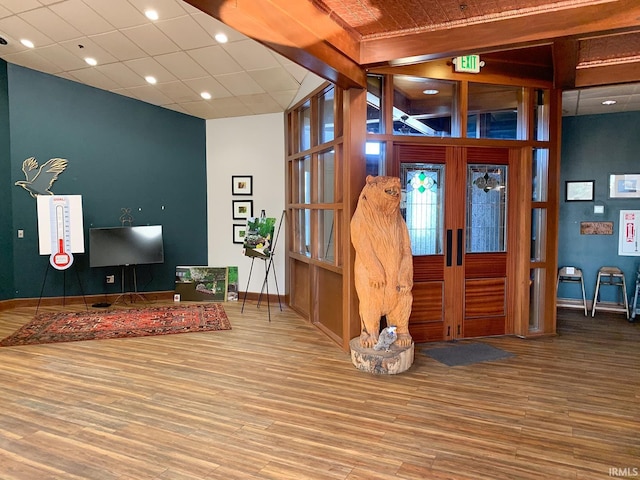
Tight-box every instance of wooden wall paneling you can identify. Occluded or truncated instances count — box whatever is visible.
[316,268,344,343]
[465,278,506,318]
[413,256,445,282]
[463,316,507,338]
[343,87,368,349]
[290,259,310,318]
[509,147,533,337]
[409,281,445,342]
[465,253,507,278]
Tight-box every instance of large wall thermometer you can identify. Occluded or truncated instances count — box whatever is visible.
[49,197,74,270]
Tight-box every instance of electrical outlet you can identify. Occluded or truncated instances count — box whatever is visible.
[106,275,115,284]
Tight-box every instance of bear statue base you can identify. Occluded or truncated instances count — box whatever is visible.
[349,337,414,375]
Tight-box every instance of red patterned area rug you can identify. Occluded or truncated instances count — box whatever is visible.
[0,303,231,347]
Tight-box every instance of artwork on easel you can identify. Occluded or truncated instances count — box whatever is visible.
[243,217,276,259]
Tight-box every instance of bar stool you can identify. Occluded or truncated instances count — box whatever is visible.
[591,266,629,319]
[556,266,588,316]
[631,267,640,321]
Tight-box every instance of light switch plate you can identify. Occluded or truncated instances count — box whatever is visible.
[594,205,605,214]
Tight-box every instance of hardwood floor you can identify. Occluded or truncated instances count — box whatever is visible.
[0,301,638,479]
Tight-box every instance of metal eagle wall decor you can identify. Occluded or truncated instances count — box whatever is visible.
[15,157,68,198]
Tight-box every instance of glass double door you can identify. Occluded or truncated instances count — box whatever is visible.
[394,145,510,342]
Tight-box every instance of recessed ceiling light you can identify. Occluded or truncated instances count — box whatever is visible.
[145,9,159,21]
[423,89,439,95]
[85,57,97,66]
[200,92,212,100]
[214,33,228,43]
[145,76,157,85]
[602,100,617,105]
[20,39,34,49]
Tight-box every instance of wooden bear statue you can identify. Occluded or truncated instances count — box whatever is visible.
[350,175,413,349]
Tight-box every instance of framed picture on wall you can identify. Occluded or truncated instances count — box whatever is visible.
[565,180,594,201]
[232,175,253,195]
[232,200,253,220]
[232,224,247,244]
[609,174,640,198]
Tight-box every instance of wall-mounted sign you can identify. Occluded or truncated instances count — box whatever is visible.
[619,210,640,256]
[580,221,613,235]
[453,55,483,73]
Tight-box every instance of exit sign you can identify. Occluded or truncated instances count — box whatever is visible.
[453,55,482,73]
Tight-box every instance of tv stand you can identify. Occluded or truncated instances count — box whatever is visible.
[113,265,146,305]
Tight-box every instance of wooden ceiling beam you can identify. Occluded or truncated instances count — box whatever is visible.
[360,0,640,66]
[553,39,579,89]
[576,60,640,87]
[184,0,366,89]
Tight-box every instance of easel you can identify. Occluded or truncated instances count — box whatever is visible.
[36,261,88,315]
[112,265,147,306]
[241,210,284,322]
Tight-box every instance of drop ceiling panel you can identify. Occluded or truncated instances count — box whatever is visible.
[163,102,190,115]
[120,23,180,56]
[0,0,42,14]
[125,84,174,105]
[248,67,301,93]
[207,96,253,118]
[222,40,281,71]
[155,80,200,103]
[37,43,87,70]
[155,15,214,50]
[49,0,114,36]
[96,62,147,88]
[180,99,220,118]
[238,93,284,115]
[269,90,300,109]
[183,76,232,99]
[127,0,187,20]
[0,14,54,46]
[82,0,148,30]
[154,51,209,80]
[68,66,121,90]
[124,57,177,83]
[191,12,247,43]
[59,37,119,64]
[215,71,264,96]
[19,8,84,42]
[89,31,147,61]
[187,45,243,76]
[111,87,141,101]
[3,49,60,73]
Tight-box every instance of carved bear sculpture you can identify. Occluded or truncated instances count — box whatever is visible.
[351,175,413,349]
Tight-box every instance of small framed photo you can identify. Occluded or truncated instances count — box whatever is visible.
[565,180,594,202]
[233,224,247,244]
[609,174,640,199]
[232,175,253,196]
[232,200,253,220]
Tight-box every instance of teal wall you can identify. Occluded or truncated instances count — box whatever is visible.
[559,112,640,304]
[0,60,13,300]
[7,64,207,299]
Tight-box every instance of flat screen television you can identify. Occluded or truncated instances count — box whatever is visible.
[89,225,164,268]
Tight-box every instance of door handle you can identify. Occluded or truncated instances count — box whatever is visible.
[446,229,452,267]
[457,228,463,266]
